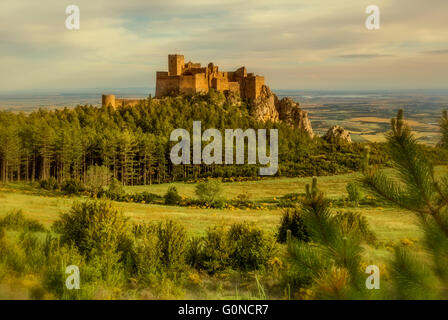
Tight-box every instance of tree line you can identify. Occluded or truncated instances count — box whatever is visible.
[0,91,429,186]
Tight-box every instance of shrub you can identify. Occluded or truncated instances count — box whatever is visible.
[19,232,47,272]
[135,224,160,277]
[42,244,93,300]
[232,192,254,208]
[0,210,45,232]
[196,223,275,273]
[199,226,230,273]
[211,199,226,209]
[227,223,275,271]
[135,192,162,204]
[277,208,309,243]
[108,178,126,198]
[164,186,181,205]
[53,201,131,259]
[185,237,203,269]
[155,220,187,271]
[346,182,363,203]
[195,180,222,203]
[39,177,58,191]
[333,211,376,243]
[61,179,84,195]
[134,220,187,279]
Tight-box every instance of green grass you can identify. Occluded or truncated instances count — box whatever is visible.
[0,188,281,236]
[125,173,363,201]
[0,169,434,251]
[2,168,444,299]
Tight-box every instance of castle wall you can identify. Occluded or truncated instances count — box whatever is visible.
[212,77,229,92]
[194,73,208,93]
[115,99,142,107]
[244,76,264,100]
[179,75,196,95]
[156,72,180,97]
[102,94,144,108]
[228,82,240,95]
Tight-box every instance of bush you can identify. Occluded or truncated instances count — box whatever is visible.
[333,211,376,243]
[227,223,275,271]
[195,180,222,203]
[135,226,160,279]
[164,186,181,205]
[185,237,203,269]
[199,226,230,273]
[211,199,226,209]
[232,192,254,208]
[346,182,363,203]
[42,244,94,300]
[134,220,187,279]
[195,223,275,273]
[108,178,126,197]
[155,220,187,271]
[0,210,45,232]
[61,179,84,195]
[53,201,131,259]
[277,208,309,243]
[135,192,162,204]
[39,177,58,191]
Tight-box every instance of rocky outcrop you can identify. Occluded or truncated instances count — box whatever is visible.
[323,125,352,144]
[251,85,279,123]
[276,97,314,137]
[250,85,314,137]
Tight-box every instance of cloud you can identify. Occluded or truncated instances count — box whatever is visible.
[424,49,448,55]
[336,54,394,59]
[0,0,447,91]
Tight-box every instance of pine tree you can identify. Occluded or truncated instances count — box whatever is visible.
[287,177,375,299]
[362,109,448,299]
[439,110,448,149]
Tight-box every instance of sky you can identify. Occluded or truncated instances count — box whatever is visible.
[1,0,448,93]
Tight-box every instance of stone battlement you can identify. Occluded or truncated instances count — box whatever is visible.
[155,54,265,99]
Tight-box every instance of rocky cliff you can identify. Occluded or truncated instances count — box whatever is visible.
[252,85,279,123]
[251,85,314,137]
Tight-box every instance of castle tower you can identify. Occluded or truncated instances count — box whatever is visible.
[102,94,116,108]
[168,54,184,76]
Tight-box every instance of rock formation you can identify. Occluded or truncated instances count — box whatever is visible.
[251,85,279,123]
[250,85,314,137]
[323,125,352,144]
[276,97,314,137]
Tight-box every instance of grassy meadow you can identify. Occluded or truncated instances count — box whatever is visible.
[2,165,447,300]
[0,170,431,259]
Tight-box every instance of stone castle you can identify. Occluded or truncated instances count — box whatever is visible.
[101,54,264,108]
[155,54,265,99]
[101,54,265,108]
[100,54,340,141]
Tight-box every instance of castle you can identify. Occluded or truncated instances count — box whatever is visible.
[100,54,316,138]
[155,54,265,99]
[102,54,265,108]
